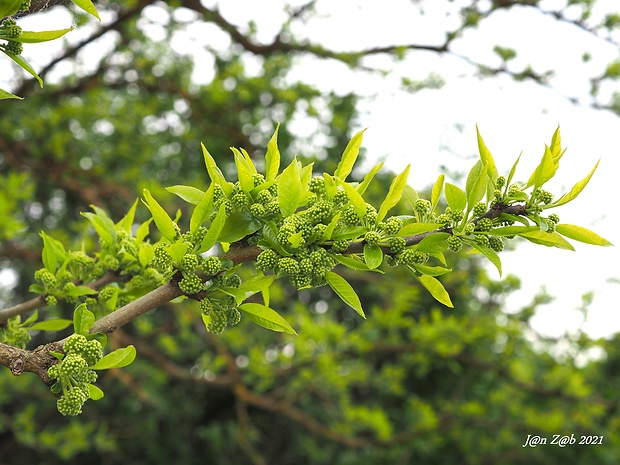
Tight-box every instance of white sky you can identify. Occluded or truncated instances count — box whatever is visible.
[3,0,619,339]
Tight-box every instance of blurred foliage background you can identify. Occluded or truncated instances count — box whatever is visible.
[1,1,619,464]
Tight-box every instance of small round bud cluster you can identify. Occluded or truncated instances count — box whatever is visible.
[488,235,504,252]
[436,214,451,227]
[388,236,406,254]
[472,202,487,217]
[381,217,403,235]
[299,258,314,274]
[309,177,325,194]
[496,176,506,189]
[508,184,522,196]
[447,235,462,252]
[199,298,213,315]
[398,249,428,265]
[0,317,30,349]
[312,223,327,241]
[201,256,222,276]
[225,307,242,325]
[207,310,227,334]
[476,218,493,232]
[307,200,332,224]
[364,231,380,246]
[226,274,242,288]
[252,173,265,187]
[446,208,464,223]
[255,189,272,205]
[364,204,378,225]
[265,201,281,216]
[494,189,502,201]
[538,190,553,204]
[475,234,490,248]
[21,0,31,11]
[180,254,199,272]
[341,206,360,226]
[57,388,86,416]
[331,239,349,253]
[250,203,266,217]
[464,223,475,235]
[3,40,23,55]
[45,295,58,307]
[548,213,560,224]
[256,249,278,272]
[278,257,300,276]
[333,189,349,206]
[545,220,556,233]
[151,244,172,273]
[34,268,57,290]
[415,199,431,216]
[178,273,203,294]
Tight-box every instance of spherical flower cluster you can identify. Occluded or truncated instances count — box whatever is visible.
[309,177,325,194]
[399,249,429,266]
[447,235,462,252]
[252,173,266,187]
[496,176,506,189]
[3,40,23,55]
[333,189,349,206]
[180,253,199,272]
[199,297,213,315]
[331,239,349,253]
[475,234,490,248]
[178,273,203,294]
[278,257,300,276]
[446,207,464,223]
[256,249,279,272]
[508,184,522,196]
[488,235,504,252]
[341,206,360,226]
[464,223,475,235]
[381,217,403,235]
[45,295,58,307]
[415,199,431,215]
[388,236,406,254]
[548,213,560,224]
[364,231,380,246]
[472,202,487,217]
[201,256,222,276]
[34,269,57,290]
[255,189,272,205]
[476,218,493,232]
[0,317,30,349]
[250,203,266,217]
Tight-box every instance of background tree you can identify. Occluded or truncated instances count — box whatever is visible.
[0,1,618,464]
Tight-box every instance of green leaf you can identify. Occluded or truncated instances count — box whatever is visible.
[334,254,372,271]
[364,244,383,270]
[339,180,366,219]
[444,183,467,212]
[465,162,489,210]
[398,223,445,237]
[299,162,314,200]
[549,160,600,208]
[486,225,539,236]
[64,285,97,297]
[287,231,304,249]
[324,271,365,318]
[166,185,205,205]
[555,224,613,247]
[265,124,281,181]
[71,0,101,20]
[40,232,59,273]
[29,319,72,331]
[218,212,261,243]
[20,310,38,327]
[476,126,498,182]
[416,232,450,253]
[527,145,558,189]
[260,222,292,257]
[323,213,341,240]
[519,230,575,250]
[142,189,177,242]
[323,172,337,199]
[505,153,522,188]
[0,0,22,18]
[29,284,44,294]
[200,204,226,251]
[412,264,452,276]
[201,143,229,193]
[190,184,214,234]
[278,158,302,217]
[167,242,189,263]
[403,184,418,210]
[550,126,562,160]
[416,275,453,307]
[91,345,137,370]
[88,384,104,401]
[84,206,117,244]
[334,129,366,181]
[0,87,22,100]
[117,199,139,233]
[15,29,74,43]
[238,303,297,335]
[136,217,153,243]
[0,49,43,88]
[469,242,502,276]
[231,147,255,193]
[73,303,95,335]
[331,226,366,241]
[378,165,411,222]
[356,162,384,195]
[237,274,275,301]
[431,174,444,213]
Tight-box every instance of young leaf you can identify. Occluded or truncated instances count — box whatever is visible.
[323,212,341,240]
[519,230,575,250]
[63,285,97,297]
[190,184,214,234]
[325,271,365,318]
[166,185,205,205]
[334,129,366,181]
[0,0,22,18]
[549,160,600,208]
[117,199,139,233]
[416,232,450,253]
[40,232,59,273]
[29,319,72,331]
[335,254,372,271]
[403,185,419,210]
[364,244,383,270]
[167,242,189,263]
[444,183,467,212]
[416,275,454,308]
[0,50,43,87]
[476,126,498,181]
[22,310,39,327]
[15,29,74,44]
[469,242,502,276]
[555,224,613,247]
[88,384,105,401]
[237,274,275,301]
[527,145,557,189]
[323,172,337,199]
[278,158,302,216]
[412,264,451,276]
[136,217,153,243]
[143,189,177,242]
[197,203,225,251]
[231,147,255,193]
[218,212,261,243]
[378,165,411,222]
[356,162,384,195]
[465,162,489,210]
[73,303,95,335]
[339,180,367,219]
[265,124,281,181]
[0,88,22,100]
[71,0,101,20]
[201,143,229,194]
[81,211,115,246]
[398,223,445,237]
[431,174,444,212]
[91,346,137,370]
[238,303,297,335]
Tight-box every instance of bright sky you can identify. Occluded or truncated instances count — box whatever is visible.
[4,0,620,340]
